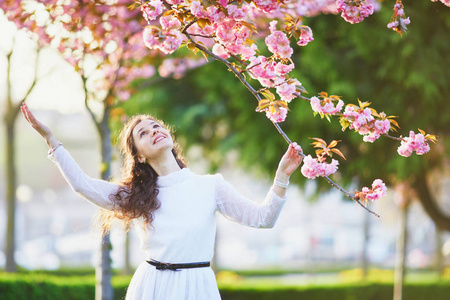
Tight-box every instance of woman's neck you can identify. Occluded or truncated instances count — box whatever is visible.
[149,151,182,176]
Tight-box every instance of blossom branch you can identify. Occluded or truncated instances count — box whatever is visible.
[273,122,380,218]
[184,28,380,217]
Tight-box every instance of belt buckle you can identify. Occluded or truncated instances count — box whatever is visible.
[156,262,180,271]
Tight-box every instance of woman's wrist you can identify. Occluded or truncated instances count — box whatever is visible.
[45,136,60,150]
[274,172,290,189]
[275,171,290,184]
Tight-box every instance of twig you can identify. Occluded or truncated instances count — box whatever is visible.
[382,133,405,141]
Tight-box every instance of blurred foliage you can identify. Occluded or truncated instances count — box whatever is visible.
[113,1,449,193]
[299,1,450,187]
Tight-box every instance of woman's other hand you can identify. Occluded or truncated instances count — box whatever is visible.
[272,142,303,197]
[21,103,60,149]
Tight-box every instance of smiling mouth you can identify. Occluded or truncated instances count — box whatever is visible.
[154,136,165,144]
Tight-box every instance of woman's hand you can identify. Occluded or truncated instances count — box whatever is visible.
[275,142,304,184]
[21,103,59,149]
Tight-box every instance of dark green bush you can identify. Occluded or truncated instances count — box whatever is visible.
[219,282,450,300]
[1,272,449,300]
[0,273,95,300]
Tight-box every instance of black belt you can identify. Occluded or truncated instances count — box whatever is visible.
[146,259,210,271]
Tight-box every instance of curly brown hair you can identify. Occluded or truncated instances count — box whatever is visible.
[99,114,186,234]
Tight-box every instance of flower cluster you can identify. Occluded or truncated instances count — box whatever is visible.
[310,94,344,116]
[143,26,183,54]
[357,179,387,202]
[266,21,294,59]
[301,155,339,179]
[336,0,375,24]
[342,105,391,143]
[266,106,288,123]
[397,131,431,157]
[387,1,410,35]
[141,0,163,22]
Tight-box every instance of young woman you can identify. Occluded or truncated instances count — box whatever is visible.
[21,103,303,299]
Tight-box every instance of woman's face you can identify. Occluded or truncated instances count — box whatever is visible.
[132,119,174,161]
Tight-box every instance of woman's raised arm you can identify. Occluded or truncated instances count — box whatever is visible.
[215,143,303,228]
[21,103,119,210]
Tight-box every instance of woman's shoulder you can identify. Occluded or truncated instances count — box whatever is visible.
[193,172,226,187]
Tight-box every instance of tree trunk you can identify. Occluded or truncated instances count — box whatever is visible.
[413,171,450,232]
[95,110,114,300]
[361,209,369,278]
[393,188,410,300]
[122,232,131,275]
[4,110,19,272]
[435,226,443,276]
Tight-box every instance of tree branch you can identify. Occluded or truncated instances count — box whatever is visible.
[413,168,450,231]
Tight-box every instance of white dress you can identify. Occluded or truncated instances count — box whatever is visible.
[49,146,287,299]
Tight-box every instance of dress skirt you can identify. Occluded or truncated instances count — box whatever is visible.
[125,261,222,300]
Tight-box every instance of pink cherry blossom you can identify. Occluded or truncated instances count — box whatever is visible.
[141,0,163,22]
[397,131,431,157]
[274,62,294,76]
[212,43,230,59]
[219,0,228,7]
[166,0,183,4]
[311,96,344,115]
[301,155,339,179]
[253,0,282,13]
[190,1,204,17]
[239,43,258,60]
[358,179,387,201]
[387,1,410,34]
[143,27,184,54]
[248,56,278,87]
[336,0,374,24]
[265,21,293,59]
[266,106,288,123]
[342,105,393,143]
[276,81,297,102]
[297,26,314,46]
[228,5,246,21]
[160,15,182,30]
[374,119,390,134]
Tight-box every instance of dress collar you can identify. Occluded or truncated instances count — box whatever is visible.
[156,167,192,188]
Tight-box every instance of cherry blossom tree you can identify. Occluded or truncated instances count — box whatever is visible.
[0,1,190,299]
[0,17,47,273]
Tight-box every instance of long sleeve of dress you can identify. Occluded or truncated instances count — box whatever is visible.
[214,174,287,228]
[48,146,119,210]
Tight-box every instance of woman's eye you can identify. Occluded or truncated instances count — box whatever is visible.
[140,131,147,137]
